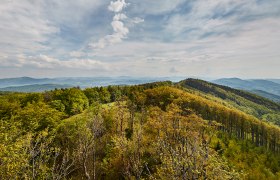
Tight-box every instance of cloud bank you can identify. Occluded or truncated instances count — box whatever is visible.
[0,0,279,78]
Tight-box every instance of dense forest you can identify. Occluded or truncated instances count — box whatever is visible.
[1,79,280,179]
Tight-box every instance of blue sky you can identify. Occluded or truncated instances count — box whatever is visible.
[0,0,279,78]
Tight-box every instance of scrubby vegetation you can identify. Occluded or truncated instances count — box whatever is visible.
[1,80,280,179]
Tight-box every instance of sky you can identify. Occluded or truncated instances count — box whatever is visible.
[0,0,279,79]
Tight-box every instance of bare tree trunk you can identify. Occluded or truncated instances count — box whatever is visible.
[83,161,91,180]
[82,143,91,180]
[93,144,96,180]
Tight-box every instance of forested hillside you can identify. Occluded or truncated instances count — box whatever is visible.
[1,80,280,179]
[179,79,280,126]
[251,90,280,103]
[213,78,280,101]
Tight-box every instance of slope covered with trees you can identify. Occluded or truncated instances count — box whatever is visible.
[251,90,280,103]
[179,79,280,126]
[1,80,280,179]
[213,78,280,97]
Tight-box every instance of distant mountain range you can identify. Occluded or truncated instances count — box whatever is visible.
[267,79,280,84]
[0,76,185,92]
[213,78,280,102]
[0,84,72,92]
[1,77,280,103]
[0,77,51,88]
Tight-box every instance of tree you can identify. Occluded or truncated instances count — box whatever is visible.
[15,102,65,132]
[84,88,100,105]
[145,104,240,179]
[60,88,89,115]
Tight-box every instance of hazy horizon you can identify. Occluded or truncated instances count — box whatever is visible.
[1,76,280,81]
[0,0,279,78]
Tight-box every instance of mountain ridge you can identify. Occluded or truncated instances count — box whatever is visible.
[213,78,280,101]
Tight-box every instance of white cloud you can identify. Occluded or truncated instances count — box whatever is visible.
[0,0,279,78]
[89,0,129,49]
[132,17,144,24]
[164,0,280,39]
[89,33,125,49]
[89,20,129,49]
[108,0,128,13]
[0,0,59,54]
[113,13,127,21]
[111,20,129,35]
[88,0,143,50]
[2,54,110,71]
[69,51,86,58]
[0,0,106,56]
[86,15,280,78]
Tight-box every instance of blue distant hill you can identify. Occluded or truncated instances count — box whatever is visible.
[213,78,280,102]
[0,84,73,92]
[0,76,185,92]
[2,77,280,102]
